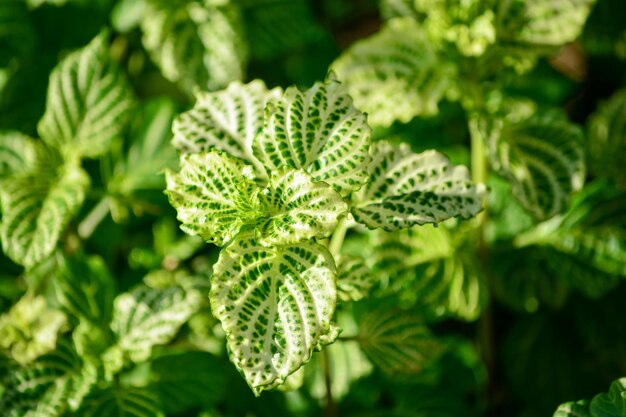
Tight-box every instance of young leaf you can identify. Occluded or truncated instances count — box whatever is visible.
[355,307,444,375]
[497,0,597,48]
[37,32,134,159]
[210,231,336,395]
[336,255,375,302]
[141,0,247,95]
[77,387,164,417]
[475,110,585,220]
[0,340,96,417]
[0,131,35,178]
[254,167,347,245]
[587,88,626,185]
[352,141,485,231]
[254,77,371,196]
[165,150,262,246]
[110,283,202,363]
[332,17,454,127]
[553,378,626,417]
[172,80,282,176]
[0,146,89,268]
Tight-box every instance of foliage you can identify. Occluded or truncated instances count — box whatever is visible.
[1,0,626,416]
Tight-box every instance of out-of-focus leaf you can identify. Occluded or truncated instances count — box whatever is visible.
[0,131,36,179]
[332,17,454,127]
[554,378,626,417]
[336,255,375,302]
[37,32,134,159]
[210,231,336,395]
[77,386,164,417]
[0,0,35,66]
[141,0,247,95]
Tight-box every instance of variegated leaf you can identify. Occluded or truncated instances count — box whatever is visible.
[165,150,262,246]
[0,131,36,178]
[254,167,347,245]
[37,32,134,159]
[210,231,336,395]
[76,387,164,417]
[352,141,485,231]
[475,110,585,220]
[332,17,454,127]
[110,284,202,363]
[141,0,247,95]
[372,225,487,321]
[336,255,375,302]
[172,80,282,175]
[587,88,626,185]
[0,340,97,417]
[497,0,597,48]
[254,77,371,196]
[0,146,89,268]
[356,307,444,375]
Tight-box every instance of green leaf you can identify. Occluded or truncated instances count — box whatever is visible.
[240,0,326,60]
[0,146,89,268]
[336,255,375,302]
[553,378,626,417]
[352,141,485,231]
[332,17,454,127]
[475,109,585,220]
[141,0,247,95]
[210,231,336,395]
[554,401,592,417]
[110,283,202,363]
[77,387,164,417]
[37,32,134,159]
[254,167,347,245]
[0,340,96,417]
[254,76,371,196]
[372,224,487,321]
[497,0,597,48]
[167,150,347,246]
[355,307,444,376]
[172,80,282,175]
[54,255,115,326]
[0,131,36,178]
[587,88,626,186]
[149,351,226,414]
[166,150,262,246]
[0,0,35,67]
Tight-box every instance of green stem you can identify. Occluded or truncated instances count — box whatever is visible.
[78,197,111,239]
[328,216,349,258]
[322,348,337,417]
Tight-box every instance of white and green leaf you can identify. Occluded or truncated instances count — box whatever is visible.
[254,167,347,245]
[475,110,585,220]
[336,255,375,302]
[110,283,202,363]
[141,0,247,95]
[254,77,371,196]
[165,150,262,246]
[352,141,485,231]
[172,80,282,175]
[0,146,89,268]
[0,131,36,178]
[37,32,134,159]
[355,307,444,375]
[332,17,454,127]
[210,231,336,395]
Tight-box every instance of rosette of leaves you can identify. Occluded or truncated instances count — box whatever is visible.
[167,76,485,394]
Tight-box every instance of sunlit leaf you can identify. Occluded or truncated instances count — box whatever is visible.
[37,32,134,159]
[210,231,336,395]
[172,80,282,176]
[110,283,202,363]
[336,255,375,302]
[332,17,454,127]
[355,307,444,375]
[77,386,164,417]
[587,88,626,186]
[254,76,371,196]
[352,141,485,231]
[141,0,247,95]
[0,131,36,178]
[475,109,585,220]
[0,146,89,268]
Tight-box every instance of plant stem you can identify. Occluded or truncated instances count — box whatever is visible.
[328,216,349,258]
[322,348,337,417]
[78,197,111,239]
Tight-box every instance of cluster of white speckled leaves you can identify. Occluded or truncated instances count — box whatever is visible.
[167,77,485,394]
